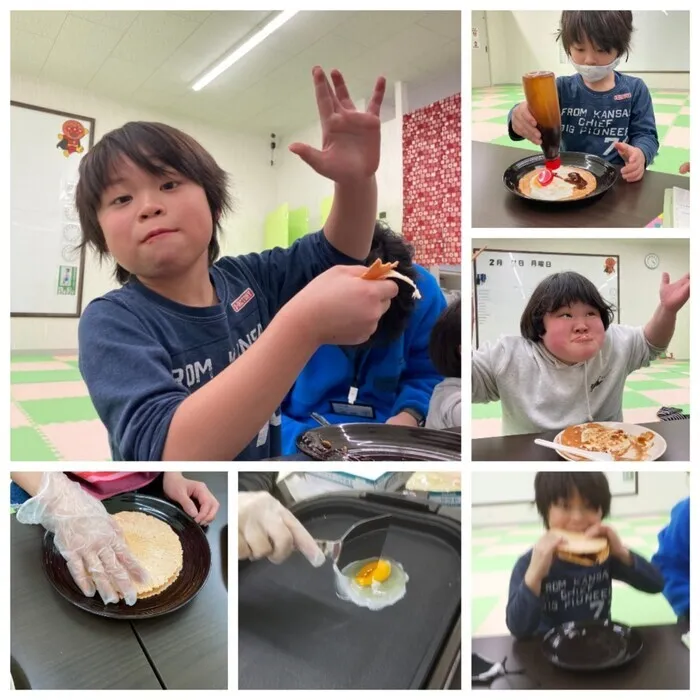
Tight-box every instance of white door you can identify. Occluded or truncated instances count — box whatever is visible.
[471,11,491,88]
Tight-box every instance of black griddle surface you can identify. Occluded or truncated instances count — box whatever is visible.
[239,507,460,689]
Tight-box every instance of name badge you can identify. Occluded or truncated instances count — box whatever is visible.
[330,401,375,419]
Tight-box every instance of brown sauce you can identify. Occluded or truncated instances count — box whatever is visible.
[554,171,588,190]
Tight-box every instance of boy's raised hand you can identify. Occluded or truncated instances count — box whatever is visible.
[289,66,386,184]
[614,142,645,182]
[659,272,690,314]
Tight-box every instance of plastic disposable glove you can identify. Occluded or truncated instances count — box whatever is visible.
[238,491,325,566]
[16,473,149,605]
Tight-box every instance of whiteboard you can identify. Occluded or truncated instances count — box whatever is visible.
[558,11,689,72]
[474,249,619,349]
[11,102,93,317]
[472,471,638,506]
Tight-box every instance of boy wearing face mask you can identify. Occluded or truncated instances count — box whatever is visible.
[509,11,658,184]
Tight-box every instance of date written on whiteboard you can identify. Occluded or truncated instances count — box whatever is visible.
[488,258,553,268]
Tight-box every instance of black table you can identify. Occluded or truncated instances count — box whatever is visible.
[10,471,228,690]
[471,420,689,461]
[472,621,689,689]
[472,142,689,228]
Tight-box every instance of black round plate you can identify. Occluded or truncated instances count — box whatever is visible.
[296,423,462,461]
[542,619,643,671]
[42,493,211,619]
[503,151,618,203]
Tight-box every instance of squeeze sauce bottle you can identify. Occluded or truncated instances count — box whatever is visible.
[522,71,562,173]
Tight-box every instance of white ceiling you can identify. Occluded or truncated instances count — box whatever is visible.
[11,10,461,136]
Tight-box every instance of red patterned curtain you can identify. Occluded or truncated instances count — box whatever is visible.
[402,93,461,267]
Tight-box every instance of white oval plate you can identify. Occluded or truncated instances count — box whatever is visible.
[553,422,667,462]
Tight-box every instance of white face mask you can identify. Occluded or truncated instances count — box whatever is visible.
[571,57,621,83]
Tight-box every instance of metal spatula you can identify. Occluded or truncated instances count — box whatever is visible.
[315,515,392,570]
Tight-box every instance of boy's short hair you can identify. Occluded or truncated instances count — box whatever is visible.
[75,121,232,284]
[429,297,461,378]
[520,271,615,342]
[364,221,418,345]
[534,472,612,527]
[558,11,634,59]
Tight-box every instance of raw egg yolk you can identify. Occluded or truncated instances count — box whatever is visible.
[354,559,392,587]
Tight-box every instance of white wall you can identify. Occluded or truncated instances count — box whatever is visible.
[10,72,273,352]
[471,237,690,360]
[472,471,689,527]
[484,10,690,90]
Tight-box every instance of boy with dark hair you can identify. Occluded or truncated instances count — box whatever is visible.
[76,67,400,461]
[509,11,659,183]
[280,221,446,453]
[426,297,461,429]
[506,472,664,639]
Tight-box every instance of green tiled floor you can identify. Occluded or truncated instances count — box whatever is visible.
[473,84,690,176]
[11,352,108,461]
[472,514,677,636]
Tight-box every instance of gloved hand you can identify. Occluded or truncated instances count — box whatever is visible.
[238,491,325,566]
[16,472,149,605]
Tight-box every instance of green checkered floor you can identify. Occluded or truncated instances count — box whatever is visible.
[472,514,676,637]
[473,359,690,438]
[473,84,690,176]
[10,353,109,461]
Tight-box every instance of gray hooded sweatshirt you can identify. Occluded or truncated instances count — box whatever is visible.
[426,377,461,429]
[472,324,664,436]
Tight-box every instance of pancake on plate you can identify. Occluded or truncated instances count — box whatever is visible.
[550,528,610,567]
[518,165,597,201]
[558,422,655,461]
[113,511,183,600]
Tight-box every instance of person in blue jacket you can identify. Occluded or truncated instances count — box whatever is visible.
[280,221,446,455]
[509,11,659,183]
[74,67,398,461]
[652,496,690,622]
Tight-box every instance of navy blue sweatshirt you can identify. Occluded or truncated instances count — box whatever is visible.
[506,547,664,639]
[508,72,659,167]
[78,231,360,461]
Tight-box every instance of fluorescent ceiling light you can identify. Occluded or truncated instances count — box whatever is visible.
[193,10,299,91]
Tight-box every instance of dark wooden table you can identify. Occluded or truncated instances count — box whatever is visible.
[472,621,689,689]
[471,420,689,461]
[472,142,689,228]
[10,471,228,690]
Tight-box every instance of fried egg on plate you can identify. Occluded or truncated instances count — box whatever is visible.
[335,557,409,611]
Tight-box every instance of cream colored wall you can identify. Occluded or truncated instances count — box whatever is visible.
[11,73,274,352]
[472,471,689,527]
[485,11,690,90]
[470,237,690,360]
